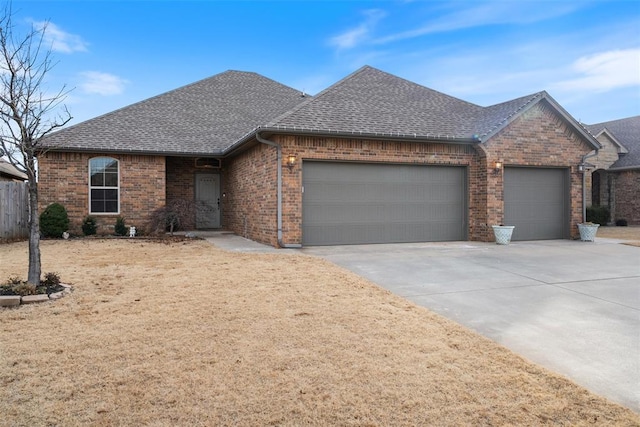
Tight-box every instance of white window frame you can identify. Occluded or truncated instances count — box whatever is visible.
[89,157,120,214]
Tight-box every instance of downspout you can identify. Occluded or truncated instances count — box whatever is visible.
[580,149,599,223]
[256,132,302,249]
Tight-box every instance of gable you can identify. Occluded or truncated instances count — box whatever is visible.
[479,93,599,151]
[587,116,640,170]
[485,100,596,156]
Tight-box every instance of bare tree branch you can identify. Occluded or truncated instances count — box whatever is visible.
[0,3,72,284]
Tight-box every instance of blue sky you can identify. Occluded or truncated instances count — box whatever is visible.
[13,0,640,126]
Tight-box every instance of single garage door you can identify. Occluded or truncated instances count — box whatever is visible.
[302,161,467,245]
[504,167,569,240]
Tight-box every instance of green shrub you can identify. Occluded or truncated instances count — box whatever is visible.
[114,216,127,236]
[82,216,98,235]
[39,203,70,238]
[1,272,64,296]
[586,205,610,225]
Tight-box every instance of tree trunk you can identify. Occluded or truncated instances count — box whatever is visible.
[27,179,41,285]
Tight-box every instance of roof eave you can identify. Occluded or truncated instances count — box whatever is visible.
[607,165,640,172]
[36,146,225,158]
[240,126,477,146]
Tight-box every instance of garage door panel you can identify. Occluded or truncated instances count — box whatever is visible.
[302,162,467,245]
[504,167,568,241]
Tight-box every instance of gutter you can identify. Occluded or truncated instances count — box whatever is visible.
[255,132,302,249]
[256,126,479,145]
[606,165,640,172]
[580,150,599,223]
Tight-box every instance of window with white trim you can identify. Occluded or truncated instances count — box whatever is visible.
[89,157,119,213]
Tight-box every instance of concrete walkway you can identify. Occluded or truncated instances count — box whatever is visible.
[200,231,639,412]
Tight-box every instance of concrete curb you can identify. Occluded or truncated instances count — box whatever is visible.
[0,284,72,307]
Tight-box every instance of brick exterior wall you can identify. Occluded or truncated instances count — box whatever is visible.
[224,136,480,246]
[223,144,278,246]
[38,152,166,235]
[587,133,639,225]
[482,102,593,240]
[611,170,640,225]
[223,101,594,246]
[586,132,623,208]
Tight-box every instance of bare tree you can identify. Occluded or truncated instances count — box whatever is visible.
[147,199,197,236]
[0,5,71,285]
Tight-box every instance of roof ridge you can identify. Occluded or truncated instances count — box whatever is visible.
[265,66,372,127]
[365,66,484,109]
[266,65,485,129]
[587,114,640,128]
[484,91,545,109]
[476,92,545,139]
[51,70,276,133]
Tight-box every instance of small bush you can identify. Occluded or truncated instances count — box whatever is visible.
[82,216,98,235]
[7,276,22,285]
[114,216,127,236]
[42,272,61,286]
[40,203,70,238]
[1,272,65,296]
[586,205,610,225]
[13,283,36,296]
[147,199,196,235]
[615,219,628,227]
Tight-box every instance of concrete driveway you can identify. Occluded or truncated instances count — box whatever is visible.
[303,239,640,412]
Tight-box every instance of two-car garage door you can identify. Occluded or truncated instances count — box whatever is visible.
[302,162,467,245]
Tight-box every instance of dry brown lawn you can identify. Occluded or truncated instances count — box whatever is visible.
[1,238,638,426]
[597,225,640,247]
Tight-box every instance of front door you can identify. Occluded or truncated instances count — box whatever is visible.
[195,174,220,228]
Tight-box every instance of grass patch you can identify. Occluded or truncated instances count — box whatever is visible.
[597,225,640,247]
[1,239,638,425]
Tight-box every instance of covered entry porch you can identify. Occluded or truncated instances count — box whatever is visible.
[166,156,222,230]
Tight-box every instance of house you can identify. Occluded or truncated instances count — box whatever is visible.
[585,116,640,225]
[0,158,28,182]
[38,66,600,246]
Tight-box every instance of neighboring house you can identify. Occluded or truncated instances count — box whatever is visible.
[586,116,640,225]
[39,66,600,246]
[0,159,28,182]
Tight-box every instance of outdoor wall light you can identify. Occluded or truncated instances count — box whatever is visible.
[494,161,503,174]
[286,154,297,171]
[578,163,585,173]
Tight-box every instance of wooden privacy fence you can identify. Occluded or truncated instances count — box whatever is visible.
[0,182,29,240]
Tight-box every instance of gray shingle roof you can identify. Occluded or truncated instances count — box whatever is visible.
[586,116,640,169]
[42,71,307,155]
[265,66,487,140]
[42,65,598,155]
[264,66,586,146]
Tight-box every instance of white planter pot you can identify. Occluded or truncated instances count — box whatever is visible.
[492,225,515,245]
[577,223,599,242]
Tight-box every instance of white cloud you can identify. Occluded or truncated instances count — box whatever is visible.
[79,71,128,96]
[329,9,386,50]
[552,49,640,93]
[374,2,582,44]
[33,21,88,54]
